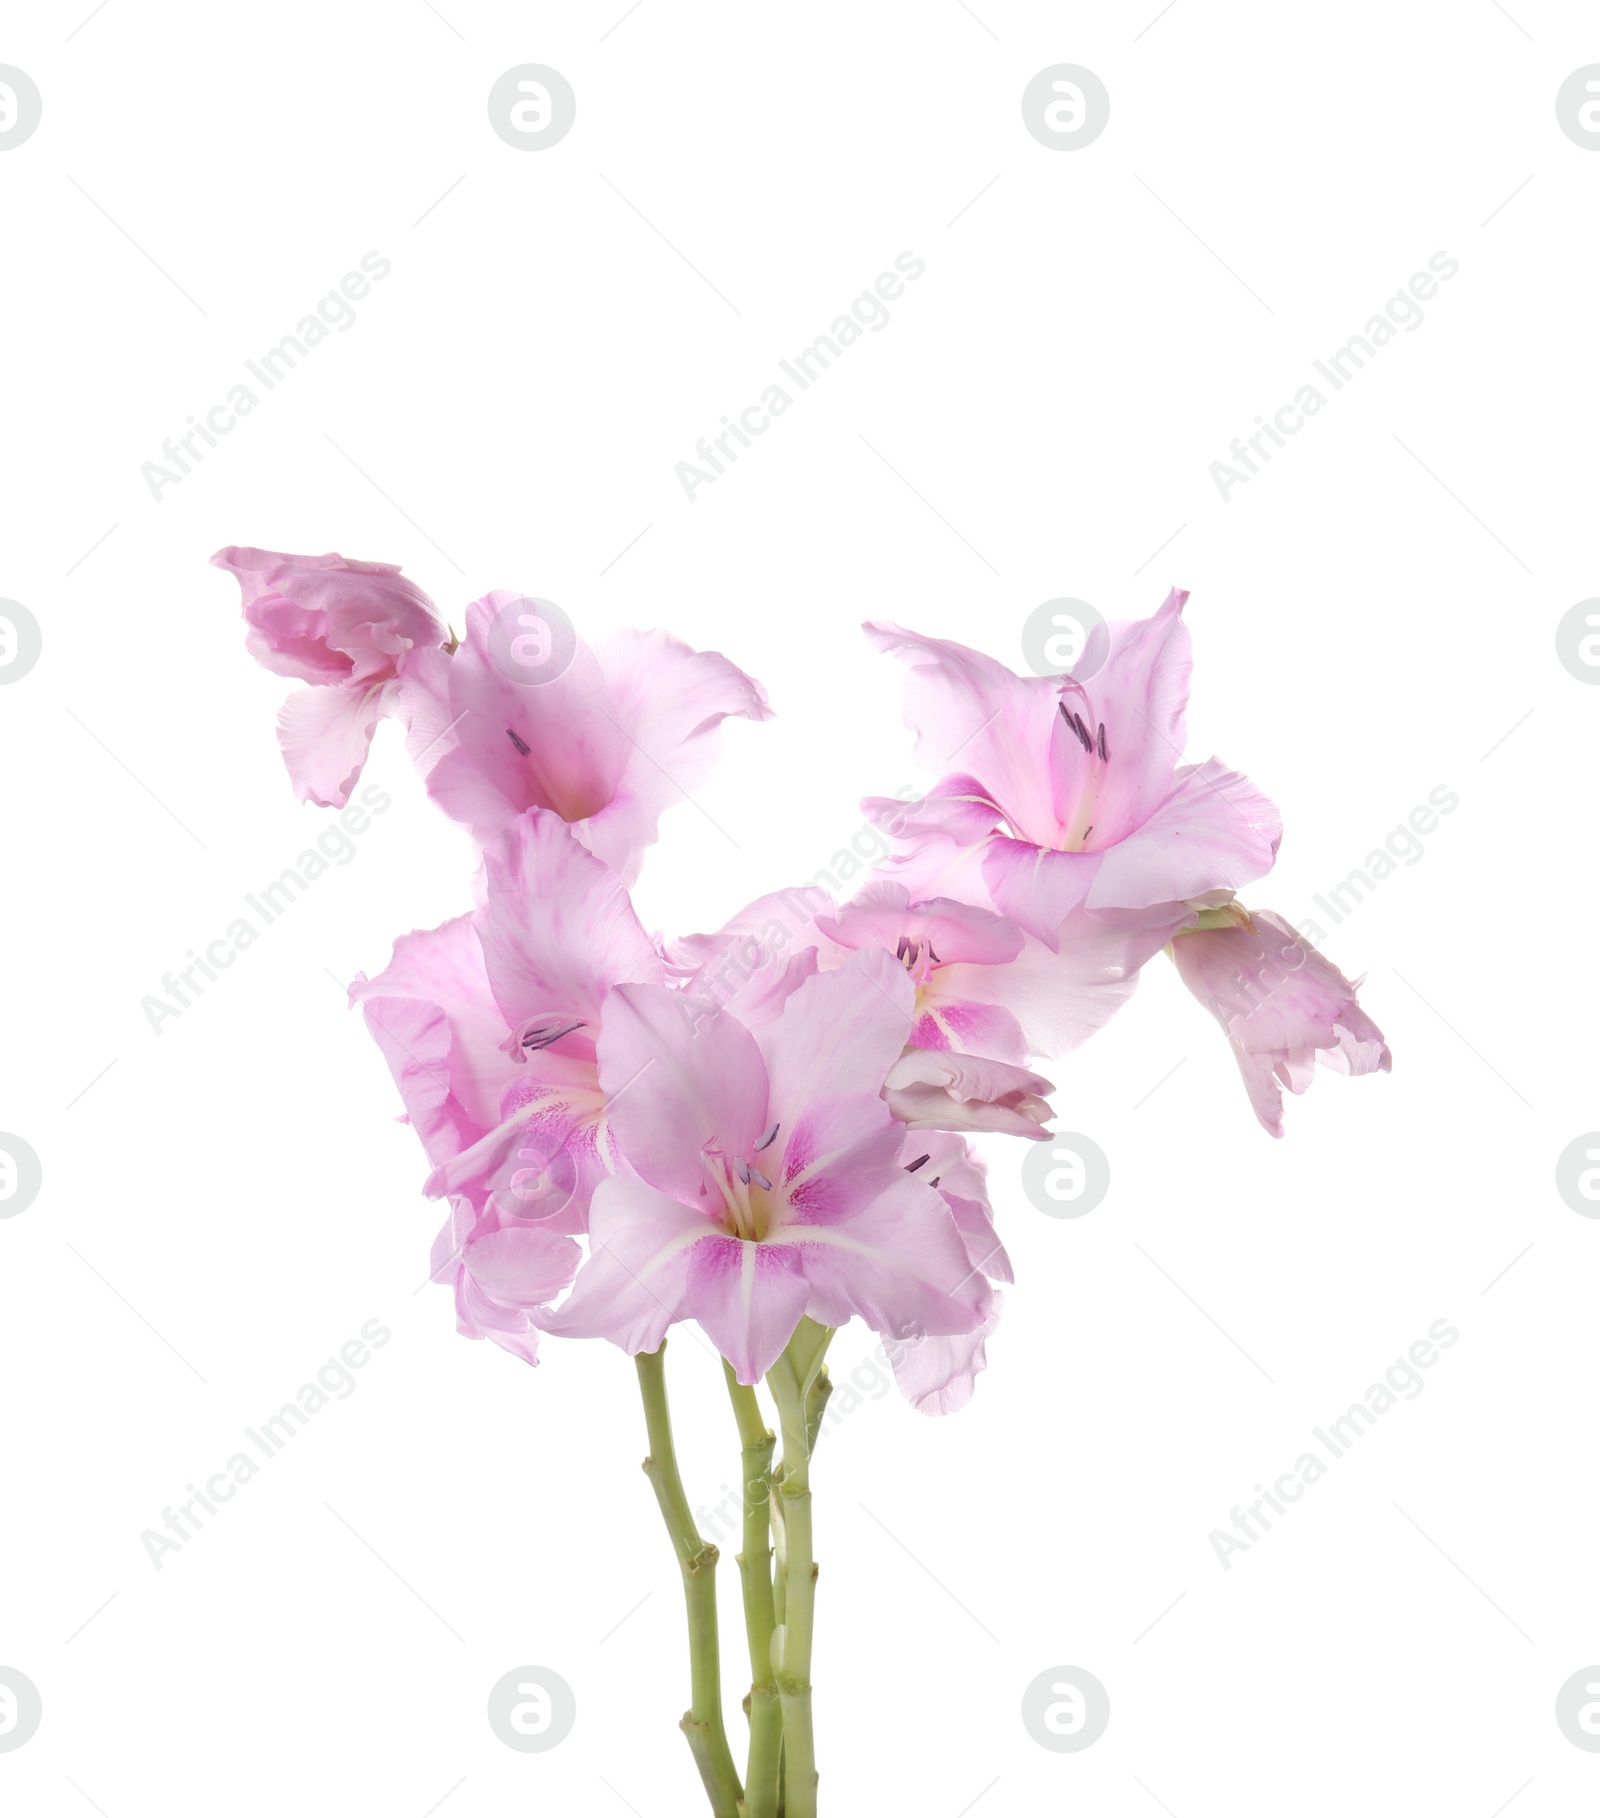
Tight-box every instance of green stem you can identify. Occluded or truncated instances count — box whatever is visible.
[766,1329,831,1818]
[635,1343,744,1818]
[804,1365,833,1455]
[724,1364,782,1818]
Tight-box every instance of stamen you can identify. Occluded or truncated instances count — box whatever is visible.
[500,1015,586,1061]
[748,1165,772,1192]
[904,1153,931,1173]
[506,727,531,757]
[1097,721,1108,761]
[928,1175,941,1188]
[755,1122,780,1151]
[1059,707,1092,753]
[523,1018,585,1051]
[733,1157,752,1186]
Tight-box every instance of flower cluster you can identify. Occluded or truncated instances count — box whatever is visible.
[216,550,1390,1409]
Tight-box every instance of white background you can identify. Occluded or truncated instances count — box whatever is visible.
[2,2,1597,1813]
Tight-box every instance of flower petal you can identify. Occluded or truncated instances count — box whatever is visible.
[979,837,1097,949]
[865,622,1059,841]
[597,985,770,1201]
[276,681,387,809]
[886,1298,1002,1417]
[426,591,628,839]
[769,1172,992,1342]
[540,1176,717,1355]
[580,627,772,883]
[685,1236,811,1385]
[883,1050,1055,1140]
[758,948,914,1136]
[1085,759,1282,910]
[936,904,1189,1057]
[477,808,664,1029]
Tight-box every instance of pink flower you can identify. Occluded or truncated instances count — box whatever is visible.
[349,809,665,1224]
[882,1049,1054,1140]
[1170,906,1391,1137]
[212,546,445,808]
[885,1132,1011,1416]
[541,951,995,1384]
[816,880,1029,1062]
[429,1195,581,1366]
[663,886,830,1028]
[424,592,771,883]
[864,590,1282,948]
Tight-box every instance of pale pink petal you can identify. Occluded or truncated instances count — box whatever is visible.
[1171,908,1389,1137]
[1064,587,1191,845]
[275,681,388,808]
[684,1236,811,1384]
[886,1298,1002,1416]
[1085,760,1282,910]
[463,1224,582,1306]
[596,986,770,1201]
[757,949,914,1136]
[350,916,516,1166]
[883,1050,1054,1140]
[397,644,458,779]
[978,837,1097,949]
[778,1093,907,1226]
[213,547,442,683]
[818,879,1022,967]
[908,994,1028,1065]
[865,623,1059,842]
[580,627,771,883]
[425,592,628,838]
[937,904,1190,1057]
[477,809,664,1028]
[540,1177,718,1355]
[769,1173,992,1341]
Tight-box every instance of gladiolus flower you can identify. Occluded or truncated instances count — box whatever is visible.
[1170,905,1391,1137]
[864,590,1282,948]
[541,951,995,1383]
[424,591,771,884]
[430,1195,581,1366]
[212,545,446,807]
[350,809,665,1222]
